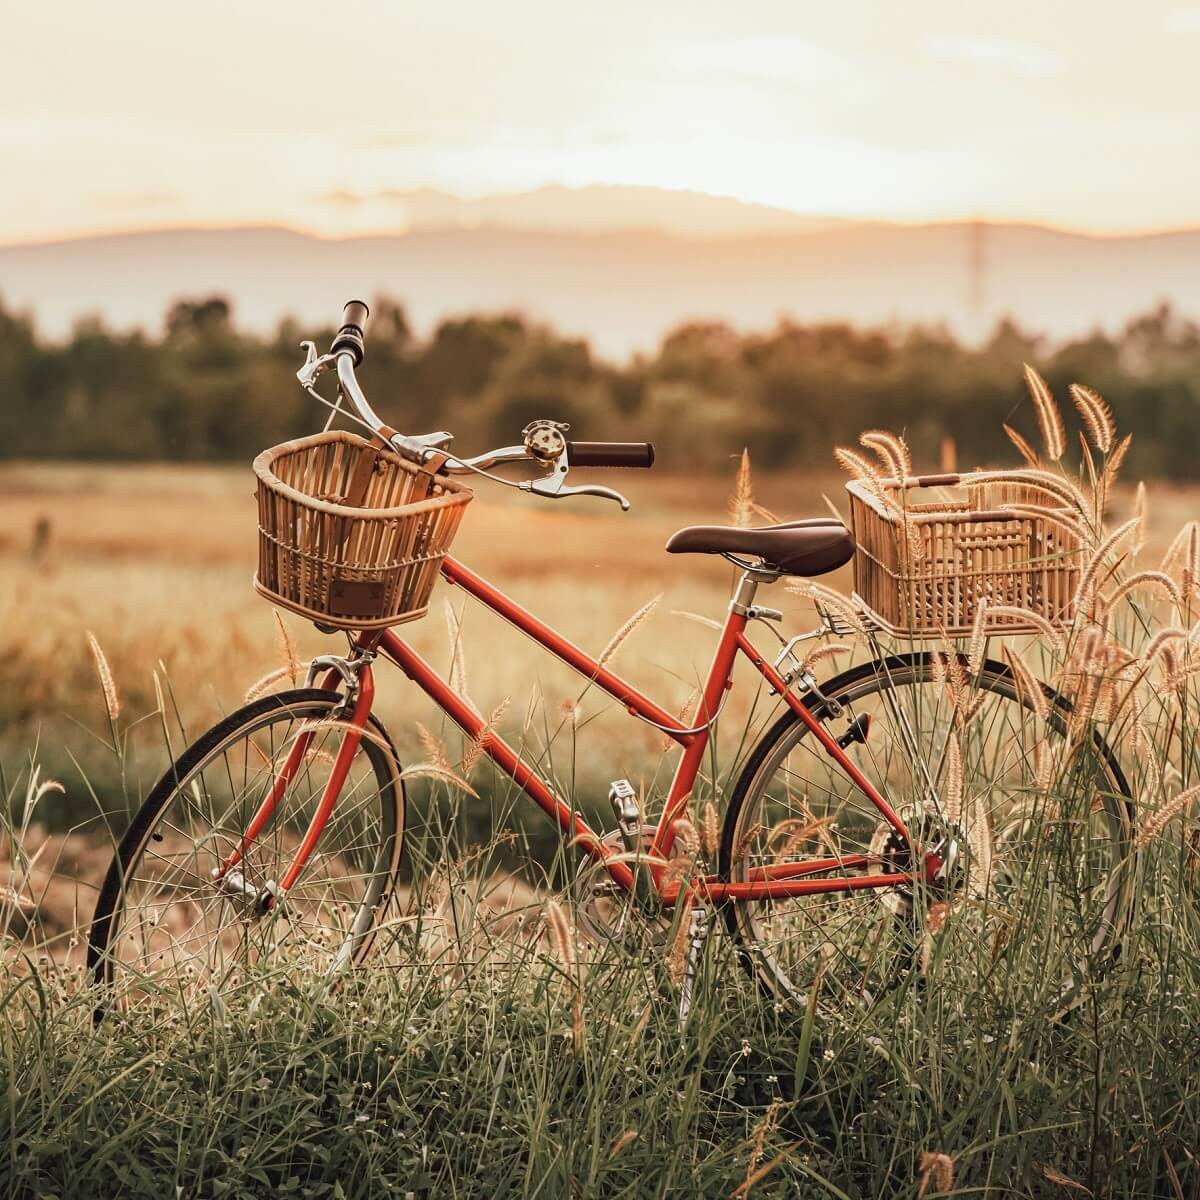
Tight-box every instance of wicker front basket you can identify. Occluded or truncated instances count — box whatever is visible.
[847,471,1083,637]
[253,431,472,629]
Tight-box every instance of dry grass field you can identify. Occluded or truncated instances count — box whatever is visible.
[0,459,848,799]
[1,458,1193,915]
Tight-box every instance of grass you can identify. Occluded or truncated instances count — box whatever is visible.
[3,419,1200,1197]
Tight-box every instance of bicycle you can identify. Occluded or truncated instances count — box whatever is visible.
[86,301,1137,1019]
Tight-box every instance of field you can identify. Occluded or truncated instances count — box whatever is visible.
[2,457,1200,1197]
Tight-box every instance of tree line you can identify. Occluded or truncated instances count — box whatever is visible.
[2,295,1199,477]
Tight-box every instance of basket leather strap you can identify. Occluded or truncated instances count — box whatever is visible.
[341,444,380,509]
[412,451,449,498]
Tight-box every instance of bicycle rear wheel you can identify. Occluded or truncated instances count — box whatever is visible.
[87,689,404,1016]
[720,654,1136,1009]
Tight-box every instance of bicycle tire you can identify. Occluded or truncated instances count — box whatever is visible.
[719,653,1136,1009]
[87,688,405,1018]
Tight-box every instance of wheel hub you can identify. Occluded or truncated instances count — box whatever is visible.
[869,807,970,918]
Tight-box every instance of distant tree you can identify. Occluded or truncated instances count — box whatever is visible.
[2,293,1200,479]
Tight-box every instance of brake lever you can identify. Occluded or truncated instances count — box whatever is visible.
[519,447,630,511]
[297,341,336,387]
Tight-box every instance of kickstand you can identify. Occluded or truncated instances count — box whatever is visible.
[677,904,711,1028]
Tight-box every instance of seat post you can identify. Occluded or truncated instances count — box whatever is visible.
[729,565,780,616]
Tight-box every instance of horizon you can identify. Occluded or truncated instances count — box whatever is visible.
[8,181,1200,252]
[7,2,1200,243]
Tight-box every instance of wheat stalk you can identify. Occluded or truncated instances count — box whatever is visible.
[1023,364,1065,461]
[1069,383,1115,453]
[1141,627,1188,674]
[1003,423,1041,468]
[416,722,452,773]
[790,582,867,636]
[607,1131,639,1160]
[442,598,471,701]
[1033,1162,1090,1193]
[296,717,393,754]
[987,604,1067,655]
[245,662,311,703]
[768,816,836,862]
[1072,516,1141,614]
[860,429,912,479]
[401,761,482,795]
[542,899,576,968]
[801,642,852,672]
[964,792,993,896]
[1005,648,1051,723]
[662,688,698,751]
[1185,523,1200,597]
[1099,570,1183,617]
[965,467,1092,523]
[272,609,302,685]
[597,593,662,666]
[729,448,755,527]
[669,816,699,856]
[944,735,963,822]
[1099,432,1133,494]
[461,697,511,775]
[1137,785,1200,847]
[967,598,988,680]
[86,631,120,722]
[834,446,890,509]
[699,801,720,858]
[916,1152,955,1200]
[665,902,693,985]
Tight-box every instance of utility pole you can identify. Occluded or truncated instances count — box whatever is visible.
[967,218,988,336]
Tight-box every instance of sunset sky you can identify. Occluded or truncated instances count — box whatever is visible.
[5,0,1200,242]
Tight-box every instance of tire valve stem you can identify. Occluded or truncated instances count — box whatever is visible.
[835,713,871,750]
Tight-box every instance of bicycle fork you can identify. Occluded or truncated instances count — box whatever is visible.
[211,657,377,913]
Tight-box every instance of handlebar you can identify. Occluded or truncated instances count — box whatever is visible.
[296,299,653,508]
[566,441,654,469]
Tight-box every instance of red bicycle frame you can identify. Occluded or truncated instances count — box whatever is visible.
[219,555,934,905]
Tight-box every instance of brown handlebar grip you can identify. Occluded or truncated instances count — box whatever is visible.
[565,441,655,468]
[331,300,370,365]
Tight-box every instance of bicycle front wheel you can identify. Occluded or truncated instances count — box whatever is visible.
[87,689,405,1015]
[720,654,1136,1009]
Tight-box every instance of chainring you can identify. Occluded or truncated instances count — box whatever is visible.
[570,825,680,950]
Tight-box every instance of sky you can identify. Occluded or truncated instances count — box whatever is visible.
[5,0,1200,243]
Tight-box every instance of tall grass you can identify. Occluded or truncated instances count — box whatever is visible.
[4,387,1200,1196]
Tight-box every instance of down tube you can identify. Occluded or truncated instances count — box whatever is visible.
[375,628,636,893]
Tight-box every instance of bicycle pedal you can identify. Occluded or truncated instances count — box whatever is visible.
[835,714,871,750]
[608,779,641,848]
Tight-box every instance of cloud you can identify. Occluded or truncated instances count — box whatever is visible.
[94,190,182,212]
[1167,6,1200,29]
[919,34,1064,76]
[663,36,850,84]
[318,189,365,208]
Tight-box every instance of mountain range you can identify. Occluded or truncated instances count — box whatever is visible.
[2,186,1198,357]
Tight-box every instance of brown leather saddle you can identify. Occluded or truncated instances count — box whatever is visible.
[665,518,854,577]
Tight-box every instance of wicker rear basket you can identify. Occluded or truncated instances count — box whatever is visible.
[847,471,1083,637]
[254,431,472,629]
